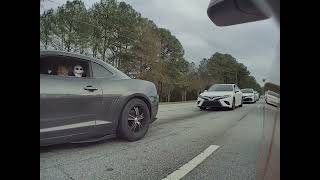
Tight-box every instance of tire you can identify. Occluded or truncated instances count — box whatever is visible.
[200,106,206,110]
[117,98,150,141]
[239,100,243,107]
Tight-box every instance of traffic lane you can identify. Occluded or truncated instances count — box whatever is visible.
[182,103,264,180]
[40,102,256,179]
[40,102,257,180]
[40,101,253,166]
[40,101,237,154]
[155,101,243,126]
[155,101,223,126]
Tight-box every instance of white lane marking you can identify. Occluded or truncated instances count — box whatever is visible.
[162,145,220,180]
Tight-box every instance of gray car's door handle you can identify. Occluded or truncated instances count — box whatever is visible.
[84,86,98,91]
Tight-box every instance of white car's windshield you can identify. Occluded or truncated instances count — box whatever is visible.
[208,84,233,91]
[241,89,254,93]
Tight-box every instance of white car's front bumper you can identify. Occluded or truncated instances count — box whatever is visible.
[196,96,233,108]
[243,96,255,103]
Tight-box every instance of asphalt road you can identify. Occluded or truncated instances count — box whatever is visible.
[40,99,275,180]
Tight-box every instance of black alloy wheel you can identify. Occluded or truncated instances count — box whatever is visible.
[118,98,150,141]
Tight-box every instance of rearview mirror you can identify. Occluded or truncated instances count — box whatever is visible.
[204,90,208,92]
[207,0,269,26]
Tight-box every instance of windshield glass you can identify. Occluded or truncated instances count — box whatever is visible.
[40,0,279,179]
[208,84,233,91]
[241,89,254,93]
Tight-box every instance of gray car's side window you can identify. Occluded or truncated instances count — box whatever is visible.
[91,62,113,78]
[40,56,91,78]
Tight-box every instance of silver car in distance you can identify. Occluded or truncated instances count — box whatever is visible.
[241,88,256,103]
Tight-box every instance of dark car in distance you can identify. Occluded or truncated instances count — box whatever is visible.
[40,50,159,146]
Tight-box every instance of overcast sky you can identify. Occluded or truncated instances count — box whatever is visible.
[42,0,280,86]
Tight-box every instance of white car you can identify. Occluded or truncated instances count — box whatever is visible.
[265,90,280,107]
[197,84,243,110]
[241,88,256,103]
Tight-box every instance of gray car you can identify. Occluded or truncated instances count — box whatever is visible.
[40,50,159,146]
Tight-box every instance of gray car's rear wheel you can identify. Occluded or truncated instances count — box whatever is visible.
[118,98,150,141]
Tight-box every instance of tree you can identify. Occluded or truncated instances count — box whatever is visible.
[40,9,55,49]
[53,0,88,52]
[198,58,212,90]
[176,59,190,101]
[181,62,201,101]
[87,7,102,58]
[200,52,261,93]
[129,18,161,81]
[90,0,118,61]
[109,2,141,69]
[240,75,262,93]
[157,28,186,102]
[264,82,280,94]
[74,5,90,54]
[206,53,238,84]
[236,63,250,88]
